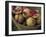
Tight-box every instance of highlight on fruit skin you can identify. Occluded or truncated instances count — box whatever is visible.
[26,17,36,27]
[22,13,27,18]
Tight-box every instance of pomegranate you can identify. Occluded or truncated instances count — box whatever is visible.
[15,6,23,15]
[15,14,24,24]
[23,8,32,17]
[18,14,24,24]
[15,15,19,22]
[26,17,36,27]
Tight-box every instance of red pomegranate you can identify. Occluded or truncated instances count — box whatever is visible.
[23,8,32,17]
[23,8,38,17]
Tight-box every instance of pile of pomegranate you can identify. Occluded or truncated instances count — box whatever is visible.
[12,6,41,27]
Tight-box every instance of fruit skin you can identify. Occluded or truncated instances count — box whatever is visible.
[32,13,40,18]
[15,15,19,21]
[32,13,41,24]
[23,8,38,17]
[26,17,36,26]
[15,6,23,15]
[23,8,32,17]
[18,14,24,24]
[15,14,24,24]
[22,13,27,18]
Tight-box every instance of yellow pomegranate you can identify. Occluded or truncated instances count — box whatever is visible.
[26,17,36,26]
[15,14,24,24]
[19,14,23,19]
[18,14,24,24]
[15,15,19,21]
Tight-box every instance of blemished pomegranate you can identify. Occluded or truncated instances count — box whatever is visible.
[23,8,38,17]
[26,17,36,26]
[18,14,24,24]
[15,15,19,21]
[15,14,24,24]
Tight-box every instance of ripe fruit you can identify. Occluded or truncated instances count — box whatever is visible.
[18,14,24,24]
[15,14,24,24]
[15,15,19,21]
[26,17,36,26]
[19,14,23,19]
[15,6,23,15]
[32,13,40,18]
[23,8,31,17]
[23,8,30,13]
[22,13,27,18]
